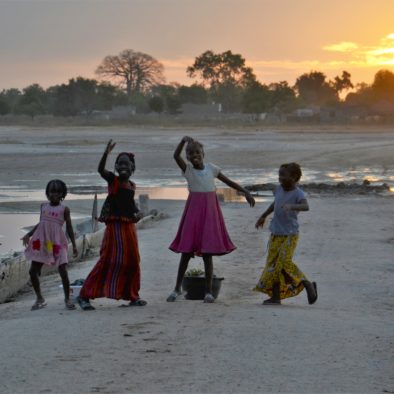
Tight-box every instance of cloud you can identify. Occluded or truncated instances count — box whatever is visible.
[247,59,348,70]
[323,33,394,67]
[160,56,371,87]
[161,58,193,69]
[161,34,394,83]
[107,35,394,87]
[323,42,359,52]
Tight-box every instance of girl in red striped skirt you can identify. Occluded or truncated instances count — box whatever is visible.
[78,140,146,310]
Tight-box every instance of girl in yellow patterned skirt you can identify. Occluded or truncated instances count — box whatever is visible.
[254,163,317,305]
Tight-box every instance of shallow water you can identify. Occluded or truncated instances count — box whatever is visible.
[0,213,40,256]
[1,165,393,203]
[1,164,393,256]
[0,186,270,256]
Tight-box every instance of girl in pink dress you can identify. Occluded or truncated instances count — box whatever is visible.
[167,136,255,303]
[22,179,78,310]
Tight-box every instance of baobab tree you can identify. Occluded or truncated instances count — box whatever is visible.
[96,49,165,99]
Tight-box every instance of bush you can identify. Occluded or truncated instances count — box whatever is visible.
[148,96,164,113]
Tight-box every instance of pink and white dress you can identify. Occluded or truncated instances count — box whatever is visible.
[25,203,69,266]
[169,162,236,256]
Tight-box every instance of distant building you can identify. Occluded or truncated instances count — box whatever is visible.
[319,106,347,123]
[294,108,315,117]
[370,100,394,116]
[109,105,136,119]
[286,107,319,123]
[180,103,221,117]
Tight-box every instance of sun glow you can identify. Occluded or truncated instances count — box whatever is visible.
[323,42,359,52]
[365,34,394,66]
[323,33,394,67]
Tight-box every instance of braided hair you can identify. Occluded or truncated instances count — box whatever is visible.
[186,140,204,155]
[45,179,68,200]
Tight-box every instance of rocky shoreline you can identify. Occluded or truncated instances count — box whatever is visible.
[246,180,391,195]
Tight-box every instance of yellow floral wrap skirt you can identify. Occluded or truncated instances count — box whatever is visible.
[254,234,307,299]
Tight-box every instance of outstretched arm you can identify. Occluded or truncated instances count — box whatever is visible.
[64,207,78,257]
[173,136,193,172]
[255,202,274,228]
[217,172,255,207]
[98,139,116,181]
[21,224,39,246]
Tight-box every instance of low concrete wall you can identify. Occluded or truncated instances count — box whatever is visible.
[0,213,166,303]
[0,253,30,303]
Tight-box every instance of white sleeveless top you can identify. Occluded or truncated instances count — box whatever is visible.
[183,162,221,192]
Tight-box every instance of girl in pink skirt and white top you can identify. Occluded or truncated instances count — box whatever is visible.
[167,136,255,303]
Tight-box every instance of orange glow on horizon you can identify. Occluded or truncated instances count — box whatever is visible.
[324,33,394,68]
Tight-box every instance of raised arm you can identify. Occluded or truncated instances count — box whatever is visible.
[173,136,193,172]
[98,139,116,181]
[217,172,255,207]
[64,206,78,257]
[255,202,274,228]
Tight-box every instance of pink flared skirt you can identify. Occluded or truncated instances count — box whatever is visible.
[169,191,236,256]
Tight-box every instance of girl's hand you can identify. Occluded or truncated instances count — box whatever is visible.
[105,139,116,154]
[282,204,292,212]
[245,191,255,207]
[182,136,193,144]
[21,234,30,247]
[72,246,78,258]
[255,216,266,229]
[133,211,144,223]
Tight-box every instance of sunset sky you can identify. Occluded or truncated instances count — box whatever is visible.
[1,0,393,90]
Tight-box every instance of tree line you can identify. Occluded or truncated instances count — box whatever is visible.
[0,49,393,118]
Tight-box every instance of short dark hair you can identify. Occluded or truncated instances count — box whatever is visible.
[45,179,68,199]
[186,140,204,155]
[280,162,302,182]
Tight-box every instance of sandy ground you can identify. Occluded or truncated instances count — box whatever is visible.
[0,126,394,393]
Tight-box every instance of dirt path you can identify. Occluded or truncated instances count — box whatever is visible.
[1,196,393,393]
